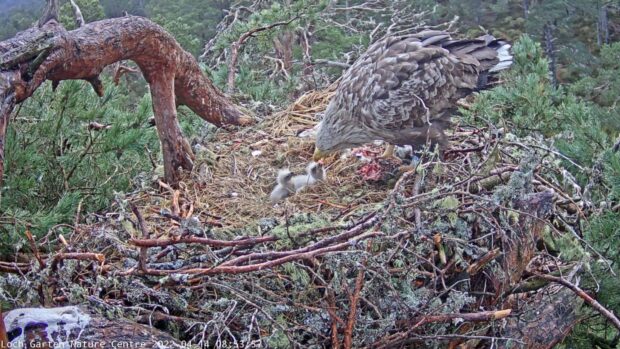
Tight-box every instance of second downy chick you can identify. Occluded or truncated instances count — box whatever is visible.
[292,162,326,192]
[270,169,295,203]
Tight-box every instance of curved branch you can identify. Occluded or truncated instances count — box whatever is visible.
[69,0,85,28]
[536,273,620,331]
[0,17,252,186]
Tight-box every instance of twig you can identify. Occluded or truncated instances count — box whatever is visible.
[131,204,150,272]
[130,235,277,248]
[535,273,620,331]
[227,16,301,93]
[69,0,85,27]
[25,229,45,269]
[406,309,511,328]
[343,250,368,349]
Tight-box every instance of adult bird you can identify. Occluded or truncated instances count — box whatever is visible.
[313,30,512,161]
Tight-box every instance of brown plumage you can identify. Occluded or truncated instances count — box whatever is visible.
[313,30,512,160]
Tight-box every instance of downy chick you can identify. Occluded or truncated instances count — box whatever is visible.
[292,162,326,192]
[270,169,295,203]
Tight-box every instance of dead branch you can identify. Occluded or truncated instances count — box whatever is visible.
[112,63,138,85]
[343,252,368,349]
[25,230,45,269]
[227,16,300,93]
[131,205,150,272]
[536,273,620,331]
[402,309,512,328]
[0,261,30,273]
[53,252,105,264]
[130,235,277,248]
[140,231,381,276]
[466,248,501,275]
[326,289,342,349]
[375,310,513,348]
[69,0,85,28]
[219,213,379,267]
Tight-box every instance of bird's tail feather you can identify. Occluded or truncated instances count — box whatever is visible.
[488,43,513,73]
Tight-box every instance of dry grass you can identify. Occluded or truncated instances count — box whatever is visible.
[132,84,390,231]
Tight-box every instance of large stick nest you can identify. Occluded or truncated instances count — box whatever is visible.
[0,86,594,348]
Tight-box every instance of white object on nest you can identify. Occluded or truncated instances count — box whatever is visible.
[270,169,295,203]
[292,162,326,192]
[4,306,91,348]
[298,122,322,139]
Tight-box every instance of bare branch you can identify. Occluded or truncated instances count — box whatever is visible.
[38,0,60,27]
[69,0,85,28]
[227,15,300,93]
[535,273,620,331]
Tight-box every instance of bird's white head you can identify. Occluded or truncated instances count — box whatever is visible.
[276,169,294,185]
[313,104,369,161]
[306,162,326,181]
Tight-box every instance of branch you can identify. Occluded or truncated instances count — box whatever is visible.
[131,205,150,272]
[139,231,380,276]
[343,254,368,349]
[112,63,139,85]
[311,59,351,69]
[535,273,620,331]
[0,17,252,187]
[38,0,59,27]
[69,0,85,28]
[130,235,277,248]
[407,309,512,328]
[227,15,300,93]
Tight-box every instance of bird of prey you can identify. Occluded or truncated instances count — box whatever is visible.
[292,162,326,192]
[313,30,512,161]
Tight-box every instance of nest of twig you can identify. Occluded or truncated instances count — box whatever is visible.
[137,83,388,230]
[0,85,595,348]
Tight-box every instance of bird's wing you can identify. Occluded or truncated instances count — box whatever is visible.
[336,32,487,139]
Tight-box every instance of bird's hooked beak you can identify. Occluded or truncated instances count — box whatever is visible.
[313,147,326,162]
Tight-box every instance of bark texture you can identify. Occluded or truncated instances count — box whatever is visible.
[0,17,251,186]
[502,287,581,349]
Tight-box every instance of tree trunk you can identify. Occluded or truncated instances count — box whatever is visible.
[543,23,558,88]
[598,3,609,46]
[0,17,251,187]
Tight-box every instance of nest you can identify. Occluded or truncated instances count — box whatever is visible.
[0,85,594,348]
[138,83,389,231]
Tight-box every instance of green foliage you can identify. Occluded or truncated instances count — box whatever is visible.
[99,0,147,17]
[59,0,106,30]
[0,0,41,40]
[145,0,231,56]
[571,43,620,133]
[0,80,158,245]
[463,33,620,349]
[463,35,564,136]
[207,0,368,104]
